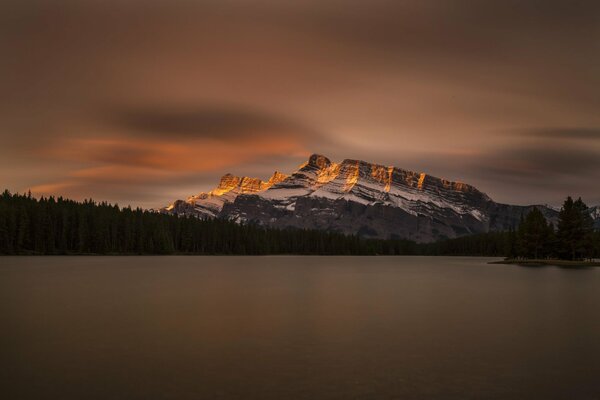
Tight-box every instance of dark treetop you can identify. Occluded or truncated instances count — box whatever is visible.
[1,191,598,258]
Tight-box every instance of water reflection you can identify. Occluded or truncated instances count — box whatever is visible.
[1,256,599,399]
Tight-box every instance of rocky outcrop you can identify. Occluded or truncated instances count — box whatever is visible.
[162,154,598,242]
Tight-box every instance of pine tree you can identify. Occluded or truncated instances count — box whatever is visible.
[506,226,517,259]
[574,198,595,260]
[521,208,551,259]
[557,197,594,260]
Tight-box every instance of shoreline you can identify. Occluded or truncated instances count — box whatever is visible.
[489,259,600,267]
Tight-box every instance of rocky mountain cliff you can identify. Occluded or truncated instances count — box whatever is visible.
[163,154,599,242]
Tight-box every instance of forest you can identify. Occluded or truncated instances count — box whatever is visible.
[418,197,599,260]
[0,190,598,258]
[0,190,415,255]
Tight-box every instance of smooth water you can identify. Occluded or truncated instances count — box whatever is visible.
[1,256,599,399]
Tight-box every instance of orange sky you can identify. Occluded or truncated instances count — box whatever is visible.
[1,0,599,208]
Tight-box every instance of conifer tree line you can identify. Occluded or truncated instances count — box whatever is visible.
[424,197,600,260]
[0,190,417,255]
[0,190,598,257]
[511,197,598,260]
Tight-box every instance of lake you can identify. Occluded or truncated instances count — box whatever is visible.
[1,256,599,399]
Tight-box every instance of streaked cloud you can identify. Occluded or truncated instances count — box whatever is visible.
[515,127,600,140]
[1,0,599,207]
[106,106,321,140]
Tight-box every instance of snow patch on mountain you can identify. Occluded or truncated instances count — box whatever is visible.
[163,154,491,221]
[161,153,599,241]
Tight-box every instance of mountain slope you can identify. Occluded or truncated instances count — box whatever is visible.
[163,154,598,242]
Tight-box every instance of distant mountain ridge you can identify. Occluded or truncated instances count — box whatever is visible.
[162,154,599,242]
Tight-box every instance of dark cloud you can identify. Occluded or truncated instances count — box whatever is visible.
[469,142,600,205]
[1,0,599,207]
[105,106,320,140]
[481,145,600,177]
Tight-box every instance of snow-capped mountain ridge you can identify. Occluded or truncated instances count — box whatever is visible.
[163,154,599,242]
[167,170,288,218]
[165,154,487,217]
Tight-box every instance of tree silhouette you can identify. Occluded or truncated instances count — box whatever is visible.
[557,197,595,260]
[1,190,598,259]
[517,207,553,259]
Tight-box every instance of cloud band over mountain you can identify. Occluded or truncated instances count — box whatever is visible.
[1,0,599,207]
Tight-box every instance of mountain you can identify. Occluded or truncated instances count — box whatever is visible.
[162,154,599,242]
[165,171,289,219]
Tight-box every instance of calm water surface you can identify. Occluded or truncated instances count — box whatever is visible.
[1,256,599,399]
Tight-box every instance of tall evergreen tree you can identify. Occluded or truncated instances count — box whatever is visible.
[557,197,594,260]
[518,208,552,259]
